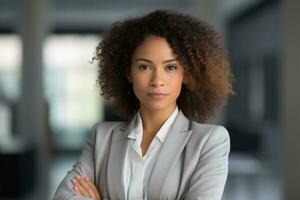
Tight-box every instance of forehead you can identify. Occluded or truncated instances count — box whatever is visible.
[131,35,177,60]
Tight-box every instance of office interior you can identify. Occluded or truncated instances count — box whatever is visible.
[0,0,299,199]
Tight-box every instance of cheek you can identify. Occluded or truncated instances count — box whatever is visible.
[169,76,184,94]
[133,75,147,86]
[131,75,148,96]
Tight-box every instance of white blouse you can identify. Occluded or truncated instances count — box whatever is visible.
[123,106,179,200]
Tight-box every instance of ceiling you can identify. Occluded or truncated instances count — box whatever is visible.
[0,0,262,33]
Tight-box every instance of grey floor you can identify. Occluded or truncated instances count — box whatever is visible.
[49,153,282,200]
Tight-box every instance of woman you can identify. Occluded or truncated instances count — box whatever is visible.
[53,9,234,200]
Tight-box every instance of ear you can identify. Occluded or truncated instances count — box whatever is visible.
[182,74,189,85]
[182,74,195,91]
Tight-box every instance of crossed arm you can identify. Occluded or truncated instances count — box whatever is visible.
[53,123,229,200]
[53,123,104,200]
[71,175,101,200]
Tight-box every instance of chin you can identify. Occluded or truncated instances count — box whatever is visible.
[142,101,174,112]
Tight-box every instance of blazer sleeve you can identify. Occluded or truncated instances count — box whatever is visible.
[52,123,99,200]
[184,126,230,200]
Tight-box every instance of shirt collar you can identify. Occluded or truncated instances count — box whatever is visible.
[127,106,179,143]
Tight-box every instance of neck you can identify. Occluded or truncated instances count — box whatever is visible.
[139,104,177,133]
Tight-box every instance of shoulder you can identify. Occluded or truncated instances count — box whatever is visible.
[191,122,229,139]
[92,121,126,131]
[88,121,128,152]
[189,121,230,151]
[90,121,127,139]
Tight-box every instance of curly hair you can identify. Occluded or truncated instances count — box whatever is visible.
[93,9,234,123]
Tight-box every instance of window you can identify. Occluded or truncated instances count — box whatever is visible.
[44,34,104,149]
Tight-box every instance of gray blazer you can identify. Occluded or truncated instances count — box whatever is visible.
[53,110,230,200]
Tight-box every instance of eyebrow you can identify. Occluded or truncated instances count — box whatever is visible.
[135,58,177,64]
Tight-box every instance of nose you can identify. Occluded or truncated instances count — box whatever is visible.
[149,69,165,87]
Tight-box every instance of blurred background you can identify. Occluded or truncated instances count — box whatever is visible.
[0,0,298,199]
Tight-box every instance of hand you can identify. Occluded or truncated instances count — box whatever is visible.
[71,175,102,200]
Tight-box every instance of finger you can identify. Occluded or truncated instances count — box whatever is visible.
[72,176,102,200]
[75,176,94,198]
[72,177,90,197]
[80,176,100,199]
[84,177,101,199]
[73,185,83,196]
[71,179,82,196]
[74,181,90,198]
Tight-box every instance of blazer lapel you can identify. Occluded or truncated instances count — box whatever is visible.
[106,125,130,200]
[147,110,193,199]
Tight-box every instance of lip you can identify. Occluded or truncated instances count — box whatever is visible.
[147,92,168,100]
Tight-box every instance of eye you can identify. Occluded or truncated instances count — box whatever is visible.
[166,65,177,71]
[138,64,151,70]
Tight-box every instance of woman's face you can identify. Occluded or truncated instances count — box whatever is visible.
[129,35,187,113]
